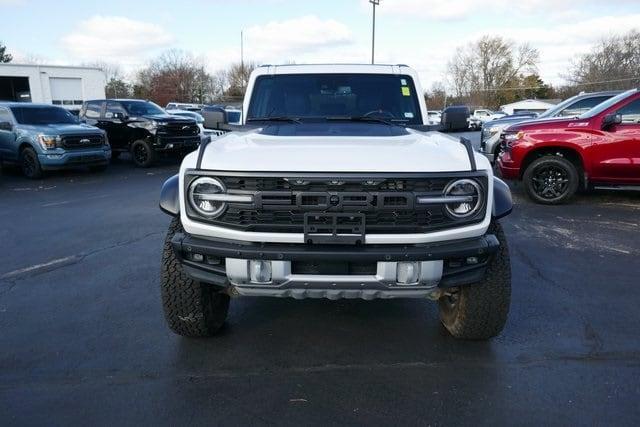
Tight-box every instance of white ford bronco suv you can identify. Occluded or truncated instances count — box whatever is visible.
[159,64,513,340]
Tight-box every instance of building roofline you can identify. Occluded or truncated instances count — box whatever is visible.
[0,63,104,71]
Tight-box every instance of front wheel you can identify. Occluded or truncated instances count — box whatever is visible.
[131,140,156,168]
[523,155,579,204]
[438,222,511,340]
[21,147,43,179]
[160,218,230,337]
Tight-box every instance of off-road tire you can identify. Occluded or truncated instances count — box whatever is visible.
[160,217,230,337]
[523,155,579,205]
[20,146,43,179]
[438,222,511,340]
[131,139,156,168]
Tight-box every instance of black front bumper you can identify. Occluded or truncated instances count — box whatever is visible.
[153,136,200,152]
[171,233,500,289]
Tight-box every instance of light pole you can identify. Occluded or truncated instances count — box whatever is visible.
[370,0,380,64]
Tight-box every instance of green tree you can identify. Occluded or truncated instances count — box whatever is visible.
[105,78,132,98]
[0,41,13,63]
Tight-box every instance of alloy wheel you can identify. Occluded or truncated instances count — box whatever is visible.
[531,164,570,200]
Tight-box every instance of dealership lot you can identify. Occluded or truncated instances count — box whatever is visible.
[1,134,639,425]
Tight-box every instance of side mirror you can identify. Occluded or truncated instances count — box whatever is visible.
[202,109,228,130]
[602,113,622,129]
[0,121,13,131]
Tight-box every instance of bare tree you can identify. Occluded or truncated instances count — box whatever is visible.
[446,36,539,108]
[0,42,12,63]
[216,61,259,100]
[567,30,640,91]
[135,49,219,106]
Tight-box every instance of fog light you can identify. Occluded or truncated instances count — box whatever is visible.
[396,262,421,285]
[191,253,204,262]
[166,143,174,149]
[206,255,221,265]
[466,256,479,265]
[250,260,272,284]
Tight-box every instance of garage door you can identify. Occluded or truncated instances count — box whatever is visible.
[49,77,83,106]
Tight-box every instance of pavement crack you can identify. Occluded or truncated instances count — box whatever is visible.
[0,231,163,288]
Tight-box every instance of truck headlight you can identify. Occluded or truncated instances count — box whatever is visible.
[37,135,60,150]
[188,177,227,218]
[143,120,158,133]
[444,179,483,218]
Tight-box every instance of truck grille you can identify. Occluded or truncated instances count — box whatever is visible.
[187,175,487,234]
[157,122,200,137]
[61,135,104,149]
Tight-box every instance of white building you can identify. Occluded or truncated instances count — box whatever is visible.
[500,99,559,115]
[0,63,106,111]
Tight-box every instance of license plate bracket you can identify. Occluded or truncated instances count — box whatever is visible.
[303,213,365,245]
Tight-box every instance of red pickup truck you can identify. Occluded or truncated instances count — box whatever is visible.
[498,89,640,204]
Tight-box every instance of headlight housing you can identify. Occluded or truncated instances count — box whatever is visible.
[443,179,483,218]
[37,135,61,150]
[188,177,227,218]
[142,120,158,133]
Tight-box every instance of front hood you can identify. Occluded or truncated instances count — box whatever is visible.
[140,114,195,124]
[195,123,483,173]
[505,116,579,131]
[19,123,103,135]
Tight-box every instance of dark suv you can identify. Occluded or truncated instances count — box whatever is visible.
[79,99,201,167]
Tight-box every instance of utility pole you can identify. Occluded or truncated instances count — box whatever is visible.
[370,0,380,64]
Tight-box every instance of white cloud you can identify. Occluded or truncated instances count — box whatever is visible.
[243,15,354,60]
[61,15,174,67]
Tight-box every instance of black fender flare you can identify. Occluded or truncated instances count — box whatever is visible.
[159,174,180,216]
[492,177,513,219]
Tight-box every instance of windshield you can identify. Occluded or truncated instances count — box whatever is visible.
[11,106,78,125]
[121,100,165,116]
[538,95,580,118]
[247,73,422,124]
[578,89,638,119]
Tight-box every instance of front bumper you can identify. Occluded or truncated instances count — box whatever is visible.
[497,150,520,180]
[39,148,111,170]
[171,232,500,299]
[153,135,200,152]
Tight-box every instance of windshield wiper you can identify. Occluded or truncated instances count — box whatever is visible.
[325,116,408,127]
[246,116,302,124]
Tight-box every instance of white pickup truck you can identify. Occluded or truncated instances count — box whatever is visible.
[158,64,513,340]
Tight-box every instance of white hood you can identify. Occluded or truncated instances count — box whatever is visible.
[188,128,488,173]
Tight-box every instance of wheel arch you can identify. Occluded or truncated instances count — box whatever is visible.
[519,145,587,187]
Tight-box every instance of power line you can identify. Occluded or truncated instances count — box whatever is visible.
[472,76,640,92]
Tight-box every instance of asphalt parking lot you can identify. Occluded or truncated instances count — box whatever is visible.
[1,132,639,426]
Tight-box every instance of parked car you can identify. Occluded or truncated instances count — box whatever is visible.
[498,88,640,204]
[481,91,622,163]
[472,109,506,124]
[0,103,110,178]
[468,116,482,130]
[80,99,200,167]
[426,110,441,125]
[166,102,203,112]
[158,64,514,340]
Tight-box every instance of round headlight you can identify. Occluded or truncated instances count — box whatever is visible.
[188,177,227,218]
[444,179,483,218]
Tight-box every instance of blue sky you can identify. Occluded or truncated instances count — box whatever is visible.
[1,0,639,88]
